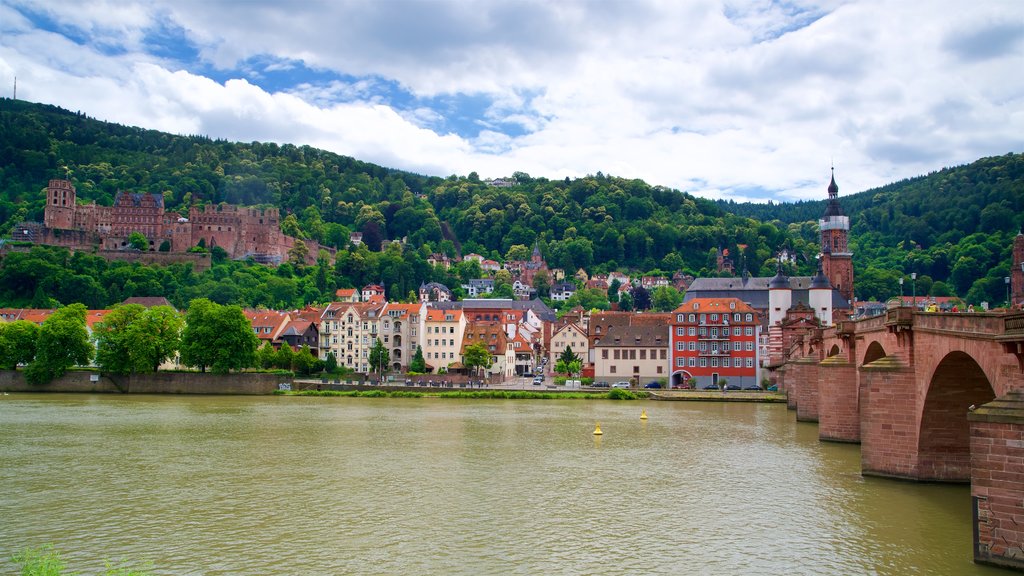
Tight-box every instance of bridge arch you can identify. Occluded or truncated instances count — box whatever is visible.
[827,344,841,357]
[862,341,886,366]
[917,351,996,482]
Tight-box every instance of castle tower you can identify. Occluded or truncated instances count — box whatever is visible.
[1013,231,1024,307]
[818,170,854,303]
[43,179,77,230]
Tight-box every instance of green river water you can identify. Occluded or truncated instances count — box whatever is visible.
[0,394,1011,575]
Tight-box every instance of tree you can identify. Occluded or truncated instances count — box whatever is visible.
[293,345,318,375]
[651,286,684,312]
[25,303,93,385]
[618,291,634,311]
[607,278,621,301]
[559,345,579,366]
[132,305,184,372]
[324,351,338,373]
[288,239,309,267]
[409,345,427,373]
[369,338,389,377]
[94,304,147,374]
[463,342,492,378]
[505,244,530,262]
[256,342,276,369]
[128,231,148,251]
[0,320,40,369]
[275,343,295,370]
[632,286,652,310]
[179,299,260,373]
[532,269,551,298]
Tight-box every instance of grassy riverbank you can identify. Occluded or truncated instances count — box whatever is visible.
[275,388,642,400]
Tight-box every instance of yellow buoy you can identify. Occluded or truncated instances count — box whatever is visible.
[640,409,648,420]
[593,422,603,435]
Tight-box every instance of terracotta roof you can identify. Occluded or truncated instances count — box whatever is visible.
[20,309,55,325]
[84,310,113,329]
[672,298,757,315]
[426,309,463,322]
[335,288,357,297]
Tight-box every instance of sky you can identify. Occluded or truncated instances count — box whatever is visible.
[1,0,1022,203]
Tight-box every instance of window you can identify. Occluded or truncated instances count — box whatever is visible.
[745,327,753,336]
[689,314,696,322]
[746,342,754,351]
[689,357,696,367]
[699,327,707,336]
[711,314,718,321]
[723,358,730,368]
[746,358,754,368]
[745,314,753,322]
[711,328,718,338]
[699,358,707,367]
[611,366,617,374]
[677,342,685,351]
[661,350,666,360]
[677,314,684,322]
[734,327,742,336]
[699,314,706,323]
[640,350,647,360]
[689,342,696,351]
[676,357,685,367]
[614,350,621,360]
[629,350,636,360]
[734,313,741,322]
[602,350,608,359]
[688,327,696,336]
[711,358,718,367]
[699,342,707,351]
[676,327,685,336]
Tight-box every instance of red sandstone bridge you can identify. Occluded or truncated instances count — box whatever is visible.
[774,308,1024,570]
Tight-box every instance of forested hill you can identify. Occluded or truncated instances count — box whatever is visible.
[0,98,809,280]
[0,97,1021,308]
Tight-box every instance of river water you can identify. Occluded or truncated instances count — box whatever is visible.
[0,394,1009,575]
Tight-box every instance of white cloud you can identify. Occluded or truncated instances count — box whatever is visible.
[0,0,1022,202]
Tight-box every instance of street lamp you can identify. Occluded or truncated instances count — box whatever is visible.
[911,273,917,308]
[898,277,904,303]
[1007,277,1011,309]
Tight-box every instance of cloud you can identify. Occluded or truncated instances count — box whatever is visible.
[0,0,1022,203]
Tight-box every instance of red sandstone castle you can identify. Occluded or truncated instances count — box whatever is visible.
[19,179,322,264]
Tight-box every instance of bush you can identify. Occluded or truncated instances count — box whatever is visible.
[607,388,638,400]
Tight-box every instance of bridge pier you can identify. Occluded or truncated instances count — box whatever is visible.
[969,391,1024,571]
[818,355,859,443]
[792,356,820,422]
[859,357,924,480]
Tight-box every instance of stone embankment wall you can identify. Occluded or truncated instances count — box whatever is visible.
[0,370,287,394]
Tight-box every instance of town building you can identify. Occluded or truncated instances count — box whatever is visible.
[550,281,577,302]
[669,298,760,389]
[381,302,425,372]
[549,322,588,370]
[462,321,515,378]
[819,170,854,304]
[318,301,385,372]
[418,282,452,303]
[423,308,466,373]
[592,325,668,384]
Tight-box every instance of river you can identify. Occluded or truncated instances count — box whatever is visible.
[0,394,1009,575]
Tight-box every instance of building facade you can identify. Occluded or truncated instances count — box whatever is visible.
[669,298,760,389]
[592,325,668,384]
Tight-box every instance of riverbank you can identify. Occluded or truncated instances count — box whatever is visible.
[648,390,787,403]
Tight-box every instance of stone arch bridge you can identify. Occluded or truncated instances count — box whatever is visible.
[773,308,1024,571]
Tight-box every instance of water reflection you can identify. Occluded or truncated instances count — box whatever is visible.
[0,395,1007,575]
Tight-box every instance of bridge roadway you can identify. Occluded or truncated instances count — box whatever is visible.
[772,308,1024,571]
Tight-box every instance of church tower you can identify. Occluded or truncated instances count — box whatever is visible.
[819,170,853,303]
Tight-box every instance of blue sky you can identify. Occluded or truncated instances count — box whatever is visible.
[1,0,1022,202]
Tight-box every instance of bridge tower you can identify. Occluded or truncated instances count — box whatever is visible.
[819,170,853,304]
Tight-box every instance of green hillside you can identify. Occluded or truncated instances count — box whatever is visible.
[0,97,1021,308]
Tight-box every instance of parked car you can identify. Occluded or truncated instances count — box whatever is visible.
[702,384,721,391]
[533,376,544,385]
[767,385,778,392]
[742,385,762,391]
[643,382,662,389]
[612,382,631,389]
[724,384,741,391]
[592,381,610,388]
